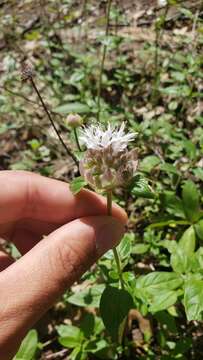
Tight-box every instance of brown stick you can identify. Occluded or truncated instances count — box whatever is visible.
[30,78,79,166]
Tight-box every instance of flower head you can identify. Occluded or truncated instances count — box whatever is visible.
[79,123,138,191]
[80,122,136,152]
[66,113,83,128]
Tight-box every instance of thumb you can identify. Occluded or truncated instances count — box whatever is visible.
[0,216,124,358]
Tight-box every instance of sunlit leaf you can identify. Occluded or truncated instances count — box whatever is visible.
[70,176,87,194]
[57,325,84,348]
[14,330,38,360]
[184,279,203,321]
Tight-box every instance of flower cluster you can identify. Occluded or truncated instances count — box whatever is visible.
[79,123,138,191]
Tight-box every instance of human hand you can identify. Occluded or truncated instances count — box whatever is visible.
[0,171,126,359]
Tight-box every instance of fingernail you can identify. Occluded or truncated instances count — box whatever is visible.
[96,218,125,256]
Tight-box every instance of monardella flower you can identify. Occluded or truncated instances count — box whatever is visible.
[79,122,138,191]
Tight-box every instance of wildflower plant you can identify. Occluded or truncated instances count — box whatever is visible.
[62,121,139,342]
[79,122,137,289]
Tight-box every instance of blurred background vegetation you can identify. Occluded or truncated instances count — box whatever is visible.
[0,0,203,359]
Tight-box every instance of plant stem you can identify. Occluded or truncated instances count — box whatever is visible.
[107,191,125,290]
[97,0,112,121]
[30,78,79,167]
[73,127,82,151]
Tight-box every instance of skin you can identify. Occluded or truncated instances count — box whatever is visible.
[0,171,127,359]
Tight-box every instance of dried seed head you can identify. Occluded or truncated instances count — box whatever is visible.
[66,113,83,128]
[79,123,138,191]
[21,62,35,81]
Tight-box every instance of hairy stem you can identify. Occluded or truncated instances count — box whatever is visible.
[97,0,112,121]
[107,191,125,290]
[30,78,79,166]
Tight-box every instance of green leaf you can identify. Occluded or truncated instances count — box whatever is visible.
[193,168,203,181]
[149,289,178,313]
[183,140,196,160]
[80,313,95,338]
[184,280,203,321]
[195,220,203,241]
[162,191,185,218]
[86,339,108,354]
[131,175,155,199]
[14,330,38,360]
[57,324,84,348]
[135,273,181,313]
[180,8,193,19]
[133,244,150,254]
[196,247,203,269]
[171,228,198,273]
[94,316,105,335]
[160,163,179,175]
[136,272,182,295]
[161,240,178,254]
[70,177,87,194]
[171,71,185,82]
[54,102,90,114]
[117,233,133,260]
[68,284,105,308]
[105,234,133,263]
[182,180,200,222]
[100,286,134,342]
[69,347,86,360]
[160,85,191,97]
[171,246,191,274]
[80,314,104,338]
[139,155,161,173]
[179,226,196,255]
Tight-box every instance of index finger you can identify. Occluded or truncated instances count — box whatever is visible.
[0,171,127,226]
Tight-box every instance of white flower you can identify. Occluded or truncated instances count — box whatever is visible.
[79,122,138,191]
[79,122,136,152]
